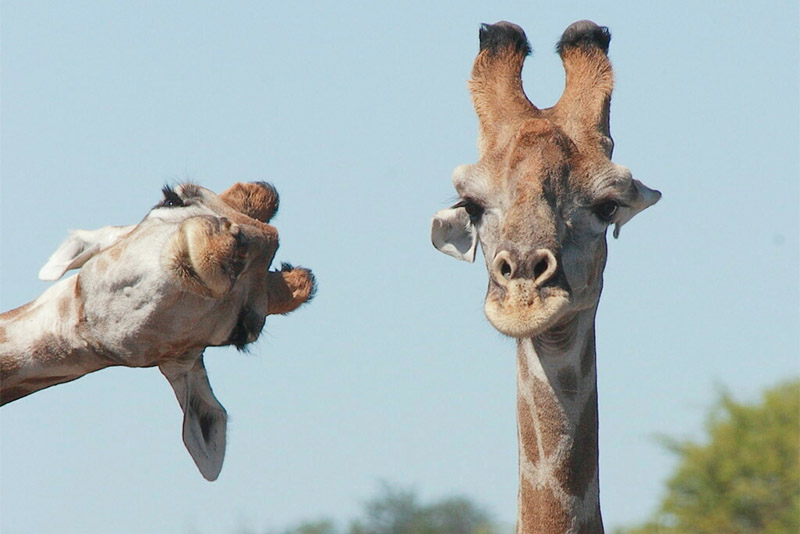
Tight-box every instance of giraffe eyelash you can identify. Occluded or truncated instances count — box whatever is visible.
[159,186,185,208]
[454,198,485,221]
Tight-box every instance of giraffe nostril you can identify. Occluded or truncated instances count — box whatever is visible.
[500,260,513,280]
[531,249,558,286]
[492,251,516,286]
[533,257,549,280]
[234,231,249,259]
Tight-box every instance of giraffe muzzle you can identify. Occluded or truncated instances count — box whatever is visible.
[485,248,570,338]
[491,248,558,288]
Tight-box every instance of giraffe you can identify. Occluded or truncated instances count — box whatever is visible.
[0,181,315,481]
[431,21,660,533]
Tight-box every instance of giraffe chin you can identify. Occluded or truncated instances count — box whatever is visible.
[483,284,571,339]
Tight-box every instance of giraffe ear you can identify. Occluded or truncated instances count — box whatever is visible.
[160,357,227,481]
[431,207,478,262]
[612,179,661,238]
[38,225,135,280]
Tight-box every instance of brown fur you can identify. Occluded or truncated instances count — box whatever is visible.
[94,257,109,274]
[517,394,540,466]
[518,479,573,534]
[1,330,84,402]
[552,46,614,156]
[109,246,123,261]
[532,376,566,457]
[0,302,33,321]
[518,347,530,378]
[57,296,71,319]
[266,268,315,316]
[74,274,86,327]
[219,182,279,223]
[183,217,245,298]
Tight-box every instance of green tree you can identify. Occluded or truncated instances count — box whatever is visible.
[617,379,800,534]
[270,519,339,534]
[270,483,501,534]
[349,483,498,534]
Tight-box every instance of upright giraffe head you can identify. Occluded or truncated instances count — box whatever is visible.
[432,21,660,338]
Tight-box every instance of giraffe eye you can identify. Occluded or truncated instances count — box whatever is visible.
[455,198,485,221]
[160,186,185,208]
[593,200,619,222]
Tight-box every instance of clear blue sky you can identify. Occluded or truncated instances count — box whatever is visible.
[1,1,797,532]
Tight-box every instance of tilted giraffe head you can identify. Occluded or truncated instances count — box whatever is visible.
[432,21,660,338]
[40,181,314,351]
[30,181,315,479]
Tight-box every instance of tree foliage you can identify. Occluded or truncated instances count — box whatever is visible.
[350,484,498,534]
[270,520,338,534]
[616,379,800,534]
[265,483,501,534]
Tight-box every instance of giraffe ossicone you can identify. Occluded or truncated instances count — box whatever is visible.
[0,181,315,481]
[431,20,659,533]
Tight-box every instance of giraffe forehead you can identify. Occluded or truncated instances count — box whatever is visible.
[484,127,576,196]
[499,119,622,198]
[508,155,631,208]
[180,183,279,234]
[149,184,274,236]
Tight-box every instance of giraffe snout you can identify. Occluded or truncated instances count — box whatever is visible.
[491,248,558,288]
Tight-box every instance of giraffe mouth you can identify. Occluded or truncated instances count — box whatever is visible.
[484,281,571,338]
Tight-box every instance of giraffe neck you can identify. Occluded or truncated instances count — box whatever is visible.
[515,308,603,534]
[0,275,114,405]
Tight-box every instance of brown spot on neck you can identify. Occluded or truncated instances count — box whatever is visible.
[73,274,86,326]
[531,376,566,457]
[518,343,530,378]
[57,296,72,319]
[108,245,124,261]
[94,257,109,274]
[0,301,33,321]
[517,394,540,466]
[518,478,572,533]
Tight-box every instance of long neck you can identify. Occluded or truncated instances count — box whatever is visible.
[0,276,113,405]
[515,309,603,534]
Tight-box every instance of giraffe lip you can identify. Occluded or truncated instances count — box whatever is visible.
[484,280,571,338]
